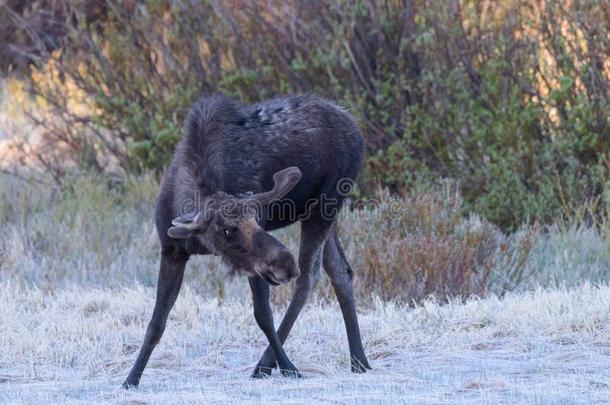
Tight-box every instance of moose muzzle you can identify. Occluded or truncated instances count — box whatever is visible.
[251,230,300,285]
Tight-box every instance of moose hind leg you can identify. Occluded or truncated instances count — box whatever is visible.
[122,248,187,389]
[323,228,371,372]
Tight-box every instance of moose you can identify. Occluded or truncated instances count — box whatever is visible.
[123,94,371,388]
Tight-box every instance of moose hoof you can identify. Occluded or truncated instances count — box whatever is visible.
[280,367,302,378]
[121,380,139,390]
[279,362,302,378]
[251,366,274,379]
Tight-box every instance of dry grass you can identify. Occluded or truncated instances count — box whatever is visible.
[0,282,608,403]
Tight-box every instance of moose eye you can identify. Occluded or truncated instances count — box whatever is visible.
[223,228,233,238]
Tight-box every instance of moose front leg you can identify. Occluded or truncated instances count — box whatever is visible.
[252,219,329,377]
[249,276,300,378]
[122,248,187,389]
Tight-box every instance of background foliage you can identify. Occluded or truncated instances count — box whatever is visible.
[2,0,610,229]
[5,172,608,304]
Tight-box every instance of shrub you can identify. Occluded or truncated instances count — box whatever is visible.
[4,0,609,229]
[337,184,529,302]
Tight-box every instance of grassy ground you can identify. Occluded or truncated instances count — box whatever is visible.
[1,174,610,404]
[0,283,608,404]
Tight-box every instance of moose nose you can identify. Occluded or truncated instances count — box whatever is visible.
[269,250,300,281]
[252,230,299,283]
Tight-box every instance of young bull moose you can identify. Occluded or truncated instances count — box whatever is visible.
[123,94,371,388]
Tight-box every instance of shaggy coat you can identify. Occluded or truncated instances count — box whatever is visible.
[123,94,370,388]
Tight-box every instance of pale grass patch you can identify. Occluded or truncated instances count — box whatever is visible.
[0,282,608,404]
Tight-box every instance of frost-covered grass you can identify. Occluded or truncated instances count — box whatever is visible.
[0,283,608,404]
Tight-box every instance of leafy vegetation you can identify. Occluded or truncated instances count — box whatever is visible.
[2,0,609,229]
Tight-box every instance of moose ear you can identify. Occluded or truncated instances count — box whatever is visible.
[251,167,302,203]
[167,211,207,239]
[167,226,196,239]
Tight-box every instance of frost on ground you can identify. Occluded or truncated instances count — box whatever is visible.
[0,282,608,404]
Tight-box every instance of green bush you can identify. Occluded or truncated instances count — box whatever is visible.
[6,0,609,229]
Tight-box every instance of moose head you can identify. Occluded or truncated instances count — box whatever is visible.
[167,167,302,285]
